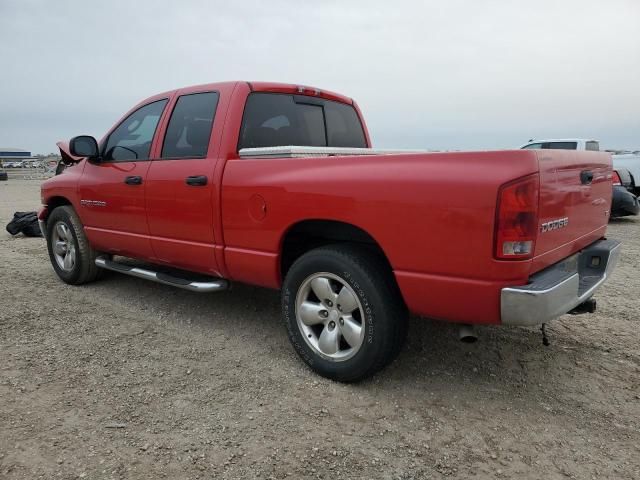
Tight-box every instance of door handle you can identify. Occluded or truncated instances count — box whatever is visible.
[124,175,143,185]
[185,175,208,186]
[580,170,594,185]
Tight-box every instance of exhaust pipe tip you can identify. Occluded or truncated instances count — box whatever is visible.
[458,324,478,343]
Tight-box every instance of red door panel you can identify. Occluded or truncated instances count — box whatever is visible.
[145,158,220,275]
[78,160,153,259]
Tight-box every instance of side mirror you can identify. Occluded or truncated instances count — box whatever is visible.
[69,135,99,158]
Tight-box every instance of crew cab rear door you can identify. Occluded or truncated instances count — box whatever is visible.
[145,90,223,276]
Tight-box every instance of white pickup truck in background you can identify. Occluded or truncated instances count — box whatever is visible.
[520,138,601,151]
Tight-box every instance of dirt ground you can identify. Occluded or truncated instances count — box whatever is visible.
[1,179,639,480]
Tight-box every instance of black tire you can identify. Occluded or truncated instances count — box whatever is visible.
[46,205,102,285]
[282,244,408,382]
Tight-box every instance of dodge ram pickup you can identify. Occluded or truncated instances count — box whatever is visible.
[40,81,621,381]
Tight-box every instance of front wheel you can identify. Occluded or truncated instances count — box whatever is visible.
[282,244,408,382]
[46,205,102,285]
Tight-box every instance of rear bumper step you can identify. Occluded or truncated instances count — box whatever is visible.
[501,238,621,326]
[95,257,229,293]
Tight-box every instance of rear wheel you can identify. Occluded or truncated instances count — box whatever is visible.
[46,206,102,285]
[282,244,407,382]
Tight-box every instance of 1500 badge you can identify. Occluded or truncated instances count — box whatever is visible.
[540,217,569,233]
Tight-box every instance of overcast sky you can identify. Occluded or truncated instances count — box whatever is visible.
[1,0,638,154]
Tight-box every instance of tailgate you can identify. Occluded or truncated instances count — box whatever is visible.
[534,150,612,264]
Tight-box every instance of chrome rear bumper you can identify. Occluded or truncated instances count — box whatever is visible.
[501,239,621,326]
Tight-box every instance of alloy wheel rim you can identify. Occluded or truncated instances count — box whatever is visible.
[51,221,76,272]
[295,272,366,362]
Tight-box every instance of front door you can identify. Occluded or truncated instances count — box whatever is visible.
[145,91,222,275]
[78,99,168,260]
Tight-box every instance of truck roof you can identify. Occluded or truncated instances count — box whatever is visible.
[524,138,599,144]
[144,81,354,106]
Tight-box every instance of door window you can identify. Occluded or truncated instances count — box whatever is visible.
[103,100,168,162]
[522,143,543,149]
[161,92,219,159]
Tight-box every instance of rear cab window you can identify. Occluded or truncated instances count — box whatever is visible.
[543,142,577,150]
[238,93,367,150]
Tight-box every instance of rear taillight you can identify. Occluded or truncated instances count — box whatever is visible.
[494,174,539,260]
[612,170,622,186]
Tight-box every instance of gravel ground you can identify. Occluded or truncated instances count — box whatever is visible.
[1,179,639,479]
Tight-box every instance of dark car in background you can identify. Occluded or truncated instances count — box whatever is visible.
[612,167,640,217]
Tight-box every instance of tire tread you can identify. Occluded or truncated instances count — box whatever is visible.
[283,243,408,382]
[46,206,102,285]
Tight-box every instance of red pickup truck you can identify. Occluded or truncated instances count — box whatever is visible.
[40,81,620,381]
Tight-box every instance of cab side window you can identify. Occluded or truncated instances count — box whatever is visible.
[161,92,219,159]
[103,100,168,162]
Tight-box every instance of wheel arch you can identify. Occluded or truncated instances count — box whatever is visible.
[46,195,73,210]
[279,219,396,283]
[42,196,73,221]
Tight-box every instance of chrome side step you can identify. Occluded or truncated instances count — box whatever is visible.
[95,257,229,293]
